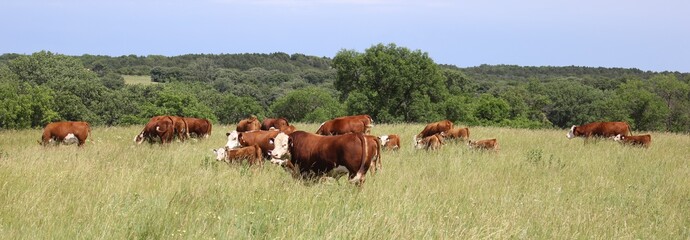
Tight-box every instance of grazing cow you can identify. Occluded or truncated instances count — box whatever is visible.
[261,117,290,131]
[415,134,444,151]
[236,115,261,132]
[268,131,372,185]
[414,120,453,143]
[134,117,175,144]
[345,114,374,133]
[40,121,91,147]
[566,121,630,140]
[150,116,188,141]
[225,130,281,159]
[441,127,470,142]
[315,115,368,135]
[613,134,651,148]
[365,135,383,173]
[212,145,263,165]
[184,117,212,138]
[378,134,401,151]
[468,138,499,151]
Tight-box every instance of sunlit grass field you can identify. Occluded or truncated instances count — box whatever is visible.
[1,123,688,238]
[123,75,157,85]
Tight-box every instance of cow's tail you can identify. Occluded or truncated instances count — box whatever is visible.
[351,133,369,185]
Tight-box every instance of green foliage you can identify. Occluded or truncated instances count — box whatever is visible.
[270,87,344,123]
[333,43,448,122]
[474,94,511,124]
[0,78,59,129]
[615,80,669,131]
[441,95,476,125]
[215,95,265,124]
[100,72,125,89]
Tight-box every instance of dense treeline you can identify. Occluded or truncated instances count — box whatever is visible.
[1,44,689,133]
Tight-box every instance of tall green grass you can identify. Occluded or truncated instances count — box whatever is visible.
[1,124,688,238]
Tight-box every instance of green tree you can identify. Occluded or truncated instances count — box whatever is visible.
[333,43,448,122]
[616,79,669,131]
[473,94,511,124]
[270,87,344,123]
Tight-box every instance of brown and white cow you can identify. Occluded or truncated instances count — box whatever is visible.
[277,125,297,134]
[150,116,188,141]
[378,134,401,151]
[315,115,369,136]
[185,117,212,138]
[261,117,290,131]
[268,131,372,185]
[225,130,281,159]
[212,145,263,165]
[566,121,630,140]
[441,127,470,142]
[365,135,382,173]
[414,120,453,143]
[236,115,261,132]
[134,117,175,144]
[40,121,91,147]
[613,134,651,148]
[415,133,444,151]
[468,138,499,151]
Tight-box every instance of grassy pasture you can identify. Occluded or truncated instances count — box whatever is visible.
[123,75,157,85]
[1,123,689,239]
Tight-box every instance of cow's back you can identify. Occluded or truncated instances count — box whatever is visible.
[238,130,281,158]
[289,131,368,178]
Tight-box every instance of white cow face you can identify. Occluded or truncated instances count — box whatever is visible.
[268,132,290,165]
[134,131,145,144]
[613,134,623,142]
[378,135,389,144]
[566,125,577,139]
[225,131,241,149]
[63,133,78,145]
[212,147,227,161]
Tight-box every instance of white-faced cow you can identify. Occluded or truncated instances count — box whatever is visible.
[613,134,651,148]
[268,131,373,185]
[378,134,401,151]
[40,121,91,147]
[566,121,630,141]
[414,120,453,143]
[225,130,281,159]
[212,145,263,165]
[134,117,175,144]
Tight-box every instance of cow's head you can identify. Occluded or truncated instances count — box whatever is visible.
[378,135,389,144]
[613,134,624,142]
[225,131,241,149]
[566,125,577,139]
[268,132,290,165]
[63,133,78,145]
[212,147,227,162]
[134,131,146,144]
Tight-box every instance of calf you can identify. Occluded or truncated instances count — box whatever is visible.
[613,134,651,148]
[40,121,91,147]
[225,130,281,159]
[236,115,261,132]
[415,134,444,151]
[415,120,453,142]
[441,127,470,141]
[468,138,499,151]
[213,145,263,165]
[378,134,401,151]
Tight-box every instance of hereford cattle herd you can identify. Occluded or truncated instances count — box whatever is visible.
[40,115,653,185]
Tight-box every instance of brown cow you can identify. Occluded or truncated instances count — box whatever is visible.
[415,120,453,143]
[613,134,651,148]
[40,121,91,147]
[468,138,499,151]
[261,117,290,131]
[316,115,368,135]
[185,117,212,138]
[342,114,374,133]
[150,116,188,141]
[365,135,382,173]
[134,118,175,144]
[441,127,470,142]
[225,130,281,159]
[277,125,297,134]
[268,131,372,185]
[236,115,261,132]
[378,134,401,151]
[212,145,263,166]
[566,121,630,141]
[415,134,444,150]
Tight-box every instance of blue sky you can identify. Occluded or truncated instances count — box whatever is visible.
[2,0,688,72]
